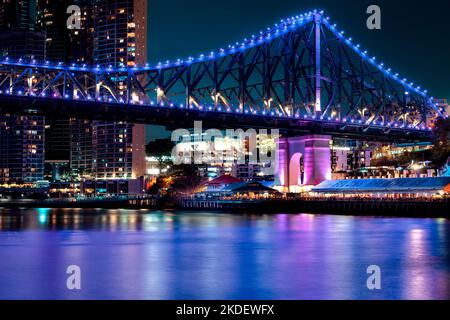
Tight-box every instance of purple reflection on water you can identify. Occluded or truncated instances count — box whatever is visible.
[0,209,449,300]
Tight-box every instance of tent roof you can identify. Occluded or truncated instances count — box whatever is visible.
[205,175,242,186]
[230,181,280,193]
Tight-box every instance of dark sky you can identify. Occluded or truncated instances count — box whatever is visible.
[146,0,450,140]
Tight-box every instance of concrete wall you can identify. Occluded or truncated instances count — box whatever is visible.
[275,135,331,192]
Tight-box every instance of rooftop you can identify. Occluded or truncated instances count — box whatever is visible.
[205,175,242,186]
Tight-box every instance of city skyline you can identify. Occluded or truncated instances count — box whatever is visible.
[1,6,447,186]
[0,0,449,303]
[0,2,448,189]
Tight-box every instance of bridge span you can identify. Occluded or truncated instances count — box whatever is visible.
[0,11,444,141]
[0,94,433,142]
[0,10,446,190]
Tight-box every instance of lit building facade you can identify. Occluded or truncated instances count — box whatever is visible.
[370,142,438,178]
[92,121,141,179]
[37,1,98,179]
[67,0,147,181]
[0,114,45,184]
[91,0,146,180]
[331,139,373,179]
[0,0,46,184]
[0,0,46,60]
[93,0,147,67]
[69,118,94,179]
[231,164,263,181]
[37,0,97,64]
[172,131,274,181]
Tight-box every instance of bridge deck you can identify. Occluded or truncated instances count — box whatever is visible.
[0,94,432,142]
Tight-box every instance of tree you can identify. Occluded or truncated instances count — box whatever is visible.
[168,164,202,193]
[146,139,175,171]
[431,118,450,168]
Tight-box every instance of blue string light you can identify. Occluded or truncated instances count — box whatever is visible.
[0,9,444,129]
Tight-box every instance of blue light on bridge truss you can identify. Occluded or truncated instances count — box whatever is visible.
[0,9,444,123]
[0,87,436,132]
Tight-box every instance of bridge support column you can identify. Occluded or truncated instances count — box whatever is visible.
[314,13,322,116]
[303,135,332,186]
[275,135,331,192]
[274,138,289,192]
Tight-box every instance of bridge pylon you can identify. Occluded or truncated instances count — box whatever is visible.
[275,134,332,193]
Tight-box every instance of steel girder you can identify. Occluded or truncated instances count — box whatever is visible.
[0,12,443,131]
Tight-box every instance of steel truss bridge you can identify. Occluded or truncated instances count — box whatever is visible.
[0,10,445,141]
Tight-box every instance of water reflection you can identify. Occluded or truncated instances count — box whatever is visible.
[0,208,449,300]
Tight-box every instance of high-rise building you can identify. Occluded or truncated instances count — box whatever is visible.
[89,0,147,180]
[0,0,37,30]
[0,114,45,184]
[44,118,70,161]
[67,1,97,64]
[36,1,98,179]
[0,0,46,184]
[92,121,143,179]
[37,0,66,61]
[0,0,46,59]
[37,0,96,64]
[94,0,147,67]
[69,118,93,179]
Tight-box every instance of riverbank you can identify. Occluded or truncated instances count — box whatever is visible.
[180,198,450,218]
[1,197,448,218]
[0,197,158,209]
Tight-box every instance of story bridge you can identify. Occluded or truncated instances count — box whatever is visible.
[0,10,446,189]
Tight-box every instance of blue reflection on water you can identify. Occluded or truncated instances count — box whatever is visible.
[0,209,448,300]
[37,208,50,224]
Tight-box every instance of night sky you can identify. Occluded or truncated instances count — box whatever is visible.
[146,0,450,140]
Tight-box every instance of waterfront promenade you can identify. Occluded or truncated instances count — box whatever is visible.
[180,197,449,217]
[1,195,448,218]
[0,195,157,209]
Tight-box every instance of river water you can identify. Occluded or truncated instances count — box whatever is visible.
[0,208,448,300]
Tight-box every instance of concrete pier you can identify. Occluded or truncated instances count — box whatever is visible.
[275,135,331,192]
